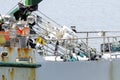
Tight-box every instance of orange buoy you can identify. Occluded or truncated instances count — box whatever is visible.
[0,31,10,40]
[0,31,10,44]
[21,27,30,36]
[17,27,30,36]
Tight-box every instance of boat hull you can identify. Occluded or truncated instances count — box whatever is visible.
[37,59,120,80]
[0,47,120,80]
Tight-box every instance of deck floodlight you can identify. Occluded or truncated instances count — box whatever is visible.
[4,15,10,23]
[27,15,35,24]
[2,24,10,31]
[98,31,106,37]
[17,21,24,30]
[2,15,16,25]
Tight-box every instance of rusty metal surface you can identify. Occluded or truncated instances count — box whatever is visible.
[0,47,36,63]
[0,47,38,80]
[1,47,120,80]
[0,67,36,80]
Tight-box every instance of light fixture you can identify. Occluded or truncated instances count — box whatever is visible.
[27,15,35,24]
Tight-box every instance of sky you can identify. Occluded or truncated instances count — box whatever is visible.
[1,0,120,31]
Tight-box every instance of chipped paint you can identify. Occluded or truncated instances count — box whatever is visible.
[0,47,35,63]
[10,68,14,80]
[0,67,38,80]
[17,48,22,58]
[24,48,29,58]
[1,56,5,62]
[8,68,15,80]
[1,52,8,62]
[0,47,39,80]
[7,47,14,54]
[29,69,36,80]
[17,48,32,58]
[2,75,6,80]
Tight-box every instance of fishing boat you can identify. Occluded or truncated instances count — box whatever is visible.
[0,0,120,80]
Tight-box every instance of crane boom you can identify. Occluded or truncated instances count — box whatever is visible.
[9,0,43,20]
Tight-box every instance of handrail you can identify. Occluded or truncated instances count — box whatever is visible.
[76,31,120,33]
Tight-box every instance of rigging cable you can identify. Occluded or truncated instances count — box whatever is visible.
[6,0,22,15]
[37,10,62,28]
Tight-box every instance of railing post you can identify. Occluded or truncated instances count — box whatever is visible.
[86,32,89,48]
[107,37,112,60]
